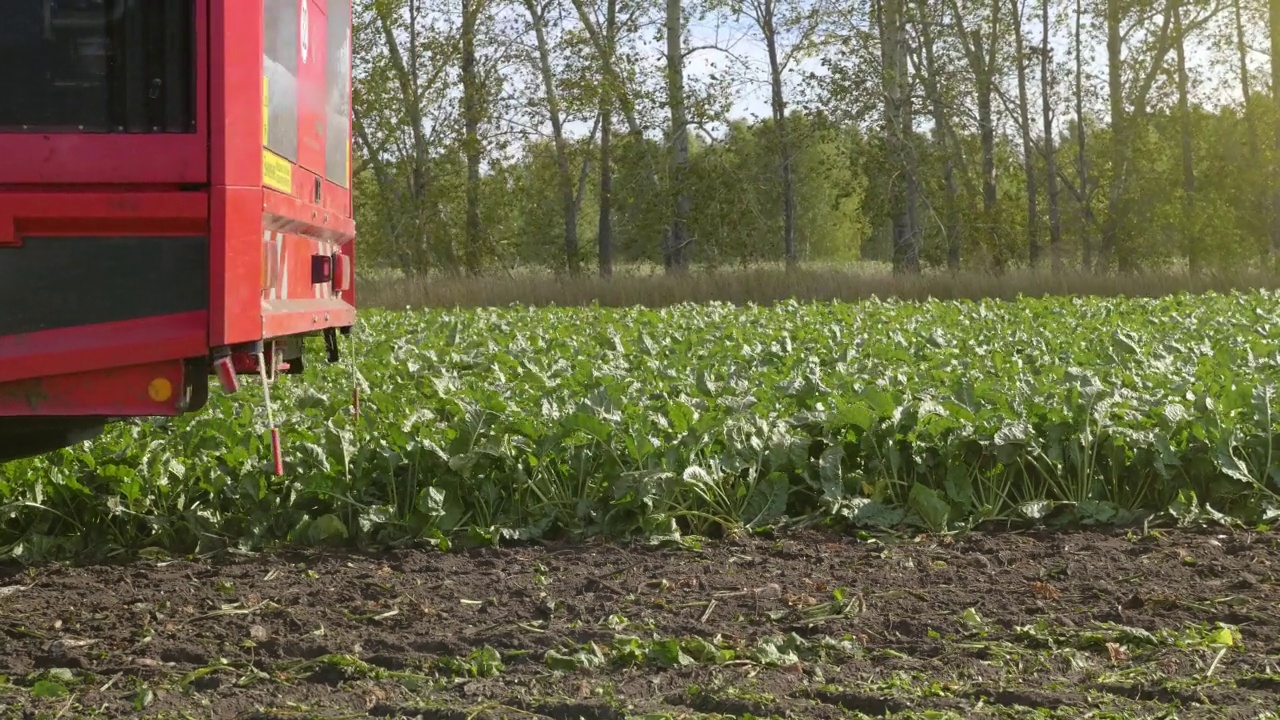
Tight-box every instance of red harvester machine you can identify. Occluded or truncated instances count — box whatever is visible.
[0,0,357,464]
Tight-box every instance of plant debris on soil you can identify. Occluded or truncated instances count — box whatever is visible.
[3,528,1280,719]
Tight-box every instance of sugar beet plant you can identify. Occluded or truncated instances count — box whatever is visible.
[4,292,1280,558]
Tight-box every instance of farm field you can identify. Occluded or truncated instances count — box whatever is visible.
[5,291,1280,717]
[3,529,1280,719]
[6,292,1280,555]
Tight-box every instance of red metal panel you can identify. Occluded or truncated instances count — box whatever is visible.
[333,0,354,310]
[255,0,353,344]
[211,0,265,188]
[297,0,327,176]
[0,0,210,186]
[0,192,206,245]
[338,235,355,307]
[0,137,207,187]
[262,303,356,339]
[211,186,265,345]
[260,226,354,338]
[0,360,191,417]
[263,187,354,241]
[261,231,343,300]
[211,0,268,346]
[0,312,207,385]
[320,178,352,218]
[285,163,318,206]
[204,0,355,348]
[280,164,352,222]
[259,199,355,339]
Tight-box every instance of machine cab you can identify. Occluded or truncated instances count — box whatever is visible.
[0,0,356,463]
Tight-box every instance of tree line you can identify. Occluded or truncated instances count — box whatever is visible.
[352,0,1280,276]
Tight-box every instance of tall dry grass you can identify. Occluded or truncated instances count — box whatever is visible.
[358,264,1280,309]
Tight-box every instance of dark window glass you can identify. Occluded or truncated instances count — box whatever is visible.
[0,0,195,133]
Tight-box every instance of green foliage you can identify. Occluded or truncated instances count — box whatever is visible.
[355,100,1280,274]
[5,292,1280,559]
[355,115,872,271]
[350,0,1280,275]
[685,115,871,266]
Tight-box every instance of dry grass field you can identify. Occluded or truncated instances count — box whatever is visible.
[358,262,1280,309]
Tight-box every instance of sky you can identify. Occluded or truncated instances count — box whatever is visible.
[558,0,1259,143]
[367,0,1266,151]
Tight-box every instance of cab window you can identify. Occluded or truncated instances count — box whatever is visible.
[0,0,195,133]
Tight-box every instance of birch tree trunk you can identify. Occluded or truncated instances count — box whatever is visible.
[880,0,919,274]
[598,0,617,278]
[523,0,580,273]
[461,0,484,273]
[916,0,969,271]
[1074,0,1093,270]
[1234,0,1259,160]
[665,0,691,271]
[374,5,455,270]
[1231,0,1265,262]
[1102,0,1175,273]
[1041,0,1062,272]
[1013,0,1039,267]
[567,0,667,255]
[1100,0,1124,271]
[757,0,798,268]
[1173,2,1198,273]
[1270,0,1280,257]
[947,0,1001,269]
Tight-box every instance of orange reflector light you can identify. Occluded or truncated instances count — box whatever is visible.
[148,377,173,402]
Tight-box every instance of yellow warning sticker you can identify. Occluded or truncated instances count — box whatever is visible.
[263,150,292,192]
[262,76,269,145]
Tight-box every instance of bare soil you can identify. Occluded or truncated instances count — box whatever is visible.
[3,528,1280,719]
